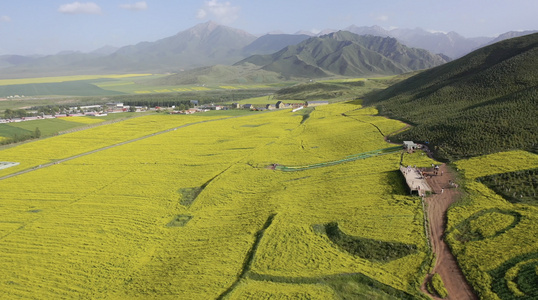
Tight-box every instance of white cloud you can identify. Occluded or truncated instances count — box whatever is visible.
[119,1,148,11]
[196,9,207,19]
[0,15,11,22]
[427,29,448,34]
[58,2,102,15]
[376,14,389,22]
[196,0,240,24]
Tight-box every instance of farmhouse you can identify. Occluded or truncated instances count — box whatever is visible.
[266,104,275,110]
[403,141,418,152]
[232,103,241,109]
[80,105,101,110]
[305,100,329,107]
[243,104,254,110]
[275,101,288,109]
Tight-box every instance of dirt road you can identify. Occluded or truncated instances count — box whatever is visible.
[421,164,478,300]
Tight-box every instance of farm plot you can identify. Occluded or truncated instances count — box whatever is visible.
[0,114,223,177]
[0,102,430,299]
[0,74,152,86]
[0,81,126,97]
[0,117,104,139]
[445,151,538,300]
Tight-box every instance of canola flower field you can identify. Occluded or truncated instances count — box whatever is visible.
[447,151,538,300]
[0,74,152,86]
[1,102,437,299]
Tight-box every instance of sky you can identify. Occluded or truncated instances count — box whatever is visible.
[0,0,537,55]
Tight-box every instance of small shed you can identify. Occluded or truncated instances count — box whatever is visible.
[403,141,418,151]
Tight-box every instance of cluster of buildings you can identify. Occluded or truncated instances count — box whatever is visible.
[232,100,329,111]
[170,100,329,115]
[0,95,26,100]
[1,100,331,123]
[0,102,129,124]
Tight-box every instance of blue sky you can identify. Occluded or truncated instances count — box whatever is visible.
[1,0,537,55]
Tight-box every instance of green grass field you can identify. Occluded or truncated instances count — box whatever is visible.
[0,74,153,97]
[0,114,145,141]
[0,118,103,138]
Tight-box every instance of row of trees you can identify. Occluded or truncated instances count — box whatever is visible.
[4,105,93,119]
[3,109,28,119]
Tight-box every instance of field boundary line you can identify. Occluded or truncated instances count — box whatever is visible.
[216,214,276,300]
[0,115,245,181]
[273,146,401,171]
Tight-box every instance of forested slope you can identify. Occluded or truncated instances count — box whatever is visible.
[365,33,538,161]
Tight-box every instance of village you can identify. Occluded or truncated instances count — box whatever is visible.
[0,100,329,124]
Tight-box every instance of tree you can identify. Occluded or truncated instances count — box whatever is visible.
[15,109,27,118]
[4,109,14,119]
[34,127,41,138]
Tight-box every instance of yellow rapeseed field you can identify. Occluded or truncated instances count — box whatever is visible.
[0,103,433,299]
[0,114,223,177]
[446,151,538,299]
[64,116,105,125]
[0,74,152,86]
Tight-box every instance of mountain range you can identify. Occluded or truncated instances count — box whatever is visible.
[0,21,535,79]
[365,32,538,160]
[236,31,448,78]
[344,25,493,58]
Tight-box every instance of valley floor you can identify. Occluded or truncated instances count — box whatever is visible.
[0,102,536,299]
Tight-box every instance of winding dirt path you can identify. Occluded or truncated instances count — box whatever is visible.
[421,164,478,300]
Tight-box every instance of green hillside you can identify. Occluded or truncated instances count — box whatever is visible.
[365,33,538,161]
[237,31,448,79]
[274,79,391,102]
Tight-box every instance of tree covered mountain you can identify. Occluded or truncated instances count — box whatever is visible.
[236,31,449,78]
[365,33,538,161]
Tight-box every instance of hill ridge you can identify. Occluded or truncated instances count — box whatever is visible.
[365,33,538,160]
[236,31,448,78]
